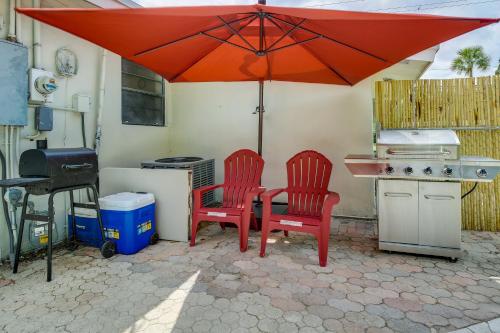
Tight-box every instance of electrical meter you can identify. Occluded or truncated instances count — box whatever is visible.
[29,68,57,104]
[35,75,58,95]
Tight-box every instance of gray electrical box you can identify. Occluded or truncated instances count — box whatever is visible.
[0,40,28,126]
[35,106,53,131]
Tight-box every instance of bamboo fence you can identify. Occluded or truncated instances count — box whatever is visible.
[374,75,500,231]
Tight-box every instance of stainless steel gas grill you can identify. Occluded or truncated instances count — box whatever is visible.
[345,129,500,260]
[0,148,115,282]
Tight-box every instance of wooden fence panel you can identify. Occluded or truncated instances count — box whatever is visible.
[375,75,500,231]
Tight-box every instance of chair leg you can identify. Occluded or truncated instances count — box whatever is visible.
[318,232,329,267]
[190,215,200,247]
[219,222,226,231]
[239,219,250,253]
[13,193,29,274]
[259,220,269,257]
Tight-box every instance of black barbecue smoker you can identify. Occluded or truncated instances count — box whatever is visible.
[0,148,115,282]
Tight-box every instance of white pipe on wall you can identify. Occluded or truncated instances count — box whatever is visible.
[15,0,22,43]
[32,0,42,69]
[4,128,9,179]
[9,127,14,179]
[7,0,16,40]
[95,49,107,154]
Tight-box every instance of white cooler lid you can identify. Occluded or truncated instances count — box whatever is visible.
[68,206,97,218]
[99,192,155,211]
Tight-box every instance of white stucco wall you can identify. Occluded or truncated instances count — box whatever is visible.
[168,80,375,218]
[167,63,428,218]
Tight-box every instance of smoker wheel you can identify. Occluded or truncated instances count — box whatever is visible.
[100,241,116,258]
[150,233,159,245]
[449,257,458,263]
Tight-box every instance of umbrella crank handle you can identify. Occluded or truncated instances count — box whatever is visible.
[252,106,265,114]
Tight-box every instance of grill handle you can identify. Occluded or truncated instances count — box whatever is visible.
[384,192,412,198]
[62,163,93,170]
[424,194,455,200]
[386,149,451,156]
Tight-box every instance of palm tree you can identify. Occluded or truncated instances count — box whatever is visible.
[451,46,490,77]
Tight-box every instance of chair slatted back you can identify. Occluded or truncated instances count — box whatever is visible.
[286,150,332,217]
[222,149,264,208]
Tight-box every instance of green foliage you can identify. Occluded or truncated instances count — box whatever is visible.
[451,46,490,77]
[496,59,500,75]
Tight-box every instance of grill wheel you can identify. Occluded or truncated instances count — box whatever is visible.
[100,240,116,258]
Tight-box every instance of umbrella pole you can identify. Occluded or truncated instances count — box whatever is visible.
[258,80,264,156]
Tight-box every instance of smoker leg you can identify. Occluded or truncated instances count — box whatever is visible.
[13,193,29,274]
[47,193,55,282]
[69,190,77,243]
[90,185,105,242]
[90,185,115,259]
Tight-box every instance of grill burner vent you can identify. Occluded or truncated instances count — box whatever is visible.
[155,157,202,163]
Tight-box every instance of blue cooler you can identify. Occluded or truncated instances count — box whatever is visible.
[67,208,103,248]
[99,192,156,255]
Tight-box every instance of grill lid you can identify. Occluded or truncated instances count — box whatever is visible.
[377,130,460,146]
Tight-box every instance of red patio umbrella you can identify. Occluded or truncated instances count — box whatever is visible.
[17,1,499,154]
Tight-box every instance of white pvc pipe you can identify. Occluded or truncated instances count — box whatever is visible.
[9,126,14,179]
[33,0,42,69]
[95,49,107,154]
[15,0,22,43]
[8,0,16,40]
[4,127,9,179]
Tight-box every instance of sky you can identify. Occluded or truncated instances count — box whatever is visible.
[133,0,500,79]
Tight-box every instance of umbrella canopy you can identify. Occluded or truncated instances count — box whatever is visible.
[17,4,498,86]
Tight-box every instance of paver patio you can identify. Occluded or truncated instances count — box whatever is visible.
[1,218,500,333]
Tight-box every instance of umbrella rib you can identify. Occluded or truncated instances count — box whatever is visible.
[262,19,272,81]
[267,35,321,53]
[217,15,257,51]
[267,14,387,63]
[169,15,257,82]
[301,45,353,85]
[134,14,256,57]
[266,18,306,51]
[201,32,255,53]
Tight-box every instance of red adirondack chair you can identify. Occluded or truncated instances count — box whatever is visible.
[191,149,265,252]
[260,150,340,266]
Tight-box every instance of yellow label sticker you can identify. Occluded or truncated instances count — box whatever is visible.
[40,235,48,244]
[113,231,120,239]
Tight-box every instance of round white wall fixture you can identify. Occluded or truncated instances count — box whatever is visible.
[55,47,78,77]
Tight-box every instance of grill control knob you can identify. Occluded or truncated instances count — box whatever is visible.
[404,166,413,175]
[423,167,433,175]
[476,168,487,178]
[385,166,394,175]
[442,167,453,177]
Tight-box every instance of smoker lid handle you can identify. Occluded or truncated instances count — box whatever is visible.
[62,163,93,170]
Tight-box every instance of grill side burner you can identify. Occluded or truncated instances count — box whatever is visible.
[344,129,500,260]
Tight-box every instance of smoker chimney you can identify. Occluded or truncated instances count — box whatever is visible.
[258,0,266,4]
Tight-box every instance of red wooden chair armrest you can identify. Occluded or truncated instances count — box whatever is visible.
[193,184,224,209]
[261,188,286,220]
[243,187,266,215]
[322,191,340,220]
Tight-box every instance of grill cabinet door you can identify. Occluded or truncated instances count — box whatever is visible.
[378,180,419,245]
[418,181,461,248]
